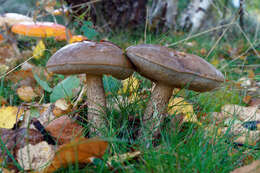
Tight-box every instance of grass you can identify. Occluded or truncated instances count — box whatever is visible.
[0,20,260,172]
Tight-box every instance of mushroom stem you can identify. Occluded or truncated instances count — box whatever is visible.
[86,74,106,135]
[141,82,173,141]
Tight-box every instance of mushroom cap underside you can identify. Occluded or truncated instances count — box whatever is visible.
[47,41,134,79]
[126,44,224,92]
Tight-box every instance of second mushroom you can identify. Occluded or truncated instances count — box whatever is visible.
[46,41,134,135]
[126,44,224,140]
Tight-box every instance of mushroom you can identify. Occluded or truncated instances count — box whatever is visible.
[0,13,33,55]
[11,21,72,59]
[11,21,71,41]
[126,44,224,138]
[46,41,134,135]
[0,13,33,27]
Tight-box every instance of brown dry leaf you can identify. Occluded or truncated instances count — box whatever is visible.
[0,128,43,162]
[7,70,35,87]
[248,70,255,79]
[248,98,260,107]
[0,106,23,129]
[1,168,14,173]
[17,141,54,171]
[220,124,260,145]
[17,86,38,102]
[45,116,84,144]
[0,45,16,63]
[53,99,72,117]
[44,137,108,173]
[200,48,207,55]
[231,160,260,173]
[0,96,8,106]
[222,104,260,121]
[243,95,252,104]
[0,34,4,42]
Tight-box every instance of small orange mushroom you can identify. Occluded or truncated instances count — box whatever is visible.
[11,22,69,40]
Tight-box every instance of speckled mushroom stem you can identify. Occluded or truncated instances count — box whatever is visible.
[86,75,106,136]
[141,82,173,141]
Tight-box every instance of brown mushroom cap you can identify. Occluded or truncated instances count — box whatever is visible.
[47,41,134,79]
[126,44,224,92]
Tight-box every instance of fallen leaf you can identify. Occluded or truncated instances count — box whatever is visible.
[21,62,35,71]
[210,58,220,67]
[46,116,84,144]
[0,64,9,75]
[243,95,252,104]
[231,160,260,173]
[7,70,35,87]
[0,106,23,129]
[168,97,198,123]
[0,96,8,105]
[0,34,4,42]
[17,86,38,102]
[107,151,141,165]
[248,70,255,79]
[238,77,251,88]
[248,98,260,107]
[33,40,46,59]
[222,104,260,121]
[1,168,14,173]
[0,45,16,63]
[120,76,139,94]
[69,35,87,43]
[0,128,43,163]
[53,99,72,117]
[44,137,108,173]
[200,48,207,55]
[220,124,260,145]
[50,76,80,102]
[17,141,54,171]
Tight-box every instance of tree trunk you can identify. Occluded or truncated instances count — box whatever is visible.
[148,0,178,31]
[65,0,148,31]
[179,0,213,32]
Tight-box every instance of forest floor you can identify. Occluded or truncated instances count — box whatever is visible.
[0,13,260,173]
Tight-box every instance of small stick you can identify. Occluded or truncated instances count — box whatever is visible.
[31,118,56,145]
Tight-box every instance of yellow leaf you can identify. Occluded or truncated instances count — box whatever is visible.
[0,106,23,129]
[44,137,108,173]
[120,76,139,94]
[210,59,220,67]
[168,97,198,123]
[17,86,38,102]
[33,40,46,59]
[69,35,87,44]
